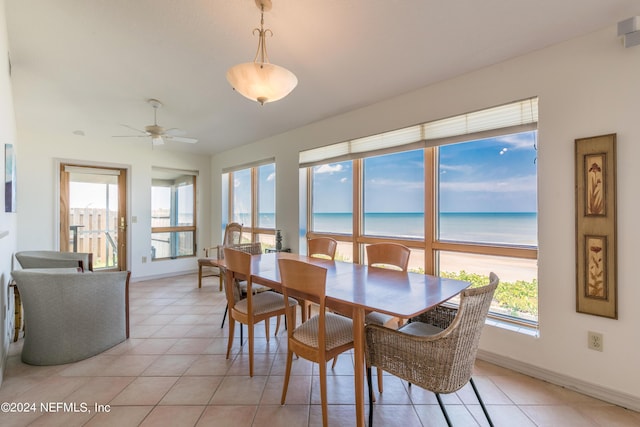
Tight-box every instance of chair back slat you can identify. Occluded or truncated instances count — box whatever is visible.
[366,243,410,271]
[223,222,243,246]
[308,237,337,260]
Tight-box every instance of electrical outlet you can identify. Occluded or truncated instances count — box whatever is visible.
[588,331,603,352]
[142,256,147,264]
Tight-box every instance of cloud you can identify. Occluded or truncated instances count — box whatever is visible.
[496,133,537,151]
[315,164,344,174]
[440,174,536,193]
[440,163,474,173]
[367,177,423,190]
[267,172,276,181]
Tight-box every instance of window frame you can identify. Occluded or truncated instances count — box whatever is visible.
[151,169,197,260]
[225,161,277,247]
[304,99,539,327]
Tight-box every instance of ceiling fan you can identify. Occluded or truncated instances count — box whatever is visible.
[113,99,198,146]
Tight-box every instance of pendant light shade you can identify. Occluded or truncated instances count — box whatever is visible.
[226,0,297,105]
[226,62,298,105]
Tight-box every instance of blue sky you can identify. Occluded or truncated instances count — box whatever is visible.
[313,130,538,213]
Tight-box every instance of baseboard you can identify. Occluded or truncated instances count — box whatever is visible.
[130,269,202,283]
[477,349,640,412]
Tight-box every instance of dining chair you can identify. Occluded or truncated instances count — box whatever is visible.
[300,237,338,321]
[364,242,410,325]
[198,222,243,289]
[343,242,411,393]
[308,237,338,260]
[278,258,354,427]
[223,247,298,377]
[365,273,499,427]
[219,242,273,330]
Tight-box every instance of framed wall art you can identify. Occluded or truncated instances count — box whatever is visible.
[575,134,617,319]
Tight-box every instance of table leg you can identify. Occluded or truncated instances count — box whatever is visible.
[352,307,365,427]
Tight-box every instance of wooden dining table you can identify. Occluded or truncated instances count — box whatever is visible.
[216,251,470,427]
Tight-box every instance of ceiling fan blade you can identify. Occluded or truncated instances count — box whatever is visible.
[165,128,187,137]
[169,136,198,144]
[112,135,149,138]
[120,124,149,135]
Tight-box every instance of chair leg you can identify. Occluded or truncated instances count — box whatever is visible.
[281,349,294,404]
[248,324,254,377]
[221,304,228,328]
[331,355,338,368]
[265,319,270,343]
[377,367,384,393]
[367,367,374,427]
[470,377,494,427]
[319,359,329,427]
[226,318,235,360]
[435,393,453,427]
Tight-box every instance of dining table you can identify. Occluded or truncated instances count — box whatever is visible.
[216,251,470,427]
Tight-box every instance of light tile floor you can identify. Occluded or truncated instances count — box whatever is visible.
[2,273,639,426]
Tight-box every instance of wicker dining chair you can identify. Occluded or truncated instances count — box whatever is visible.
[223,247,298,377]
[365,272,499,427]
[300,237,338,321]
[278,258,354,427]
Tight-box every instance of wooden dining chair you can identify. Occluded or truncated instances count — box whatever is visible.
[364,242,410,329]
[198,222,243,290]
[308,237,338,260]
[278,258,354,427]
[223,247,298,377]
[365,273,499,427]
[366,242,410,271]
[362,242,411,393]
[300,237,338,321]
[219,242,273,331]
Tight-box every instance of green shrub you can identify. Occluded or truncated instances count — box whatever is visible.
[440,270,538,317]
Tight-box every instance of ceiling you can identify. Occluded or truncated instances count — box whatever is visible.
[5,1,640,155]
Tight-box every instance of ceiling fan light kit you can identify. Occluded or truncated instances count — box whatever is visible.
[226,0,298,105]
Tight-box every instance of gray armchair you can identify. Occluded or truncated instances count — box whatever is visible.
[15,250,93,271]
[11,270,130,365]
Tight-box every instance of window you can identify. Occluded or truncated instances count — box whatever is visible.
[363,150,424,238]
[223,161,277,249]
[302,98,538,326]
[151,168,197,260]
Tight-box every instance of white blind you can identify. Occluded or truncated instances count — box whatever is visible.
[222,157,276,174]
[300,97,538,167]
[64,166,120,176]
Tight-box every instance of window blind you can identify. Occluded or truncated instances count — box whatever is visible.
[299,97,538,168]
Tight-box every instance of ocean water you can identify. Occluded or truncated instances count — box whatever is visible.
[312,212,537,246]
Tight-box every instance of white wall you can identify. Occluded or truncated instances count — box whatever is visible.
[15,131,211,280]
[0,0,19,384]
[211,25,640,406]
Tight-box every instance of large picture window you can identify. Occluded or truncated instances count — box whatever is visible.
[302,98,539,326]
[151,168,197,260]
[223,161,277,249]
